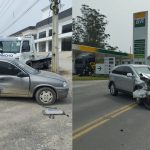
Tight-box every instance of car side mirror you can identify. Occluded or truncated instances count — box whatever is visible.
[17,72,28,78]
[127,73,133,78]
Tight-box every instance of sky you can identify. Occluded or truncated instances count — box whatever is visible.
[0,0,72,36]
[73,0,150,53]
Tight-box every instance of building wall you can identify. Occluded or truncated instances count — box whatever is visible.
[10,7,72,53]
[34,16,72,52]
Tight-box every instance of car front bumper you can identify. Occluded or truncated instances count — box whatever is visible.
[56,87,69,99]
[133,89,150,99]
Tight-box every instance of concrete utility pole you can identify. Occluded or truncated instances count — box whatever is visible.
[50,0,60,73]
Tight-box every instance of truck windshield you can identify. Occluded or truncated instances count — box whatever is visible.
[0,41,21,53]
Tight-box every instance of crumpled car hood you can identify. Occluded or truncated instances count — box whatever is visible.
[140,73,150,79]
[37,70,65,82]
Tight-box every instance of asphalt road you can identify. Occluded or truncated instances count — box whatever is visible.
[73,80,150,150]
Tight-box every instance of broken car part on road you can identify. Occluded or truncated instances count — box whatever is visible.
[42,107,69,119]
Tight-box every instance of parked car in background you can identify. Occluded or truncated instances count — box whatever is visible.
[108,64,150,110]
[0,58,69,105]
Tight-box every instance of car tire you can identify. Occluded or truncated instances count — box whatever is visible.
[110,83,118,96]
[135,98,143,105]
[143,98,150,110]
[35,87,56,105]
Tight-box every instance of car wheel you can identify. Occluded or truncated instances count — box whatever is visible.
[110,83,118,96]
[143,98,150,110]
[35,87,56,105]
[135,98,143,105]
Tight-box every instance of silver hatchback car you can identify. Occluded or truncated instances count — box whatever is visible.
[108,64,150,109]
[0,58,69,105]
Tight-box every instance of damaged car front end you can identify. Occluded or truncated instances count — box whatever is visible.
[133,73,150,109]
[109,64,150,110]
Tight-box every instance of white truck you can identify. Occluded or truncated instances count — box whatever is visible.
[0,36,51,69]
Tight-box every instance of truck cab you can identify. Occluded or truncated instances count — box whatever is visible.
[0,36,51,69]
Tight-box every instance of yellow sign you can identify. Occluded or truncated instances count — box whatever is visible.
[79,45,97,52]
[134,12,145,19]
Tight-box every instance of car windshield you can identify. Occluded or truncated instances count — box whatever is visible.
[14,60,39,74]
[134,66,150,75]
[0,41,21,53]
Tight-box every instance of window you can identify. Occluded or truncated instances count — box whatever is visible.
[123,66,134,75]
[39,42,46,52]
[39,31,46,39]
[0,61,21,76]
[62,23,72,34]
[61,38,72,51]
[33,34,37,40]
[75,58,83,64]
[48,41,52,51]
[112,66,133,76]
[22,40,30,52]
[49,29,52,36]
[134,66,150,75]
[112,66,124,75]
[0,41,21,53]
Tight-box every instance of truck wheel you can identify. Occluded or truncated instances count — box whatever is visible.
[35,87,56,105]
[143,98,150,110]
[110,83,118,96]
[44,61,49,69]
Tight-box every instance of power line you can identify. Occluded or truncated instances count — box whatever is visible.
[0,0,40,35]
[0,0,25,26]
[0,0,10,11]
[0,0,14,18]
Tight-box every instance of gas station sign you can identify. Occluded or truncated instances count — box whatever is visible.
[95,57,115,74]
[134,12,146,27]
[133,11,148,64]
[134,39,145,58]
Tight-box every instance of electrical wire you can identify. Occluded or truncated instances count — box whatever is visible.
[0,0,10,11]
[1,0,28,29]
[0,0,14,18]
[0,0,40,35]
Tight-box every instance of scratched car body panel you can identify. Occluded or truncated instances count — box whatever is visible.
[0,58,69,105]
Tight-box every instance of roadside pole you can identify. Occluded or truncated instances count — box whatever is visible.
[50,0,60,73]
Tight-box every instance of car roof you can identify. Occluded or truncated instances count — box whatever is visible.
[115,64,149,68]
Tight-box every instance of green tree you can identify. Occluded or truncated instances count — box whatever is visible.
[73,4,117,50]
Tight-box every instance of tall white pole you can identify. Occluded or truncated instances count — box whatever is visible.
[50,0,60,73]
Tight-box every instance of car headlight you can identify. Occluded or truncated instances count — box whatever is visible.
[138,82,147,90]
[63,81,67,87]
[142,83,147,90]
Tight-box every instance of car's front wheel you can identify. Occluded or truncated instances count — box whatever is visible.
[110,83,118,96]
[35,87,56,105]
[143,97,150,110]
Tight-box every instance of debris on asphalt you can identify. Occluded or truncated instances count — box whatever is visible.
[42,107,69,119]
[120,129,124,132]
